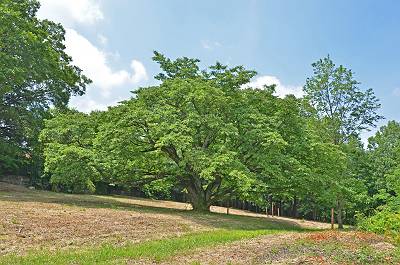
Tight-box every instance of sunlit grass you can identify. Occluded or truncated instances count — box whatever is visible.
[0,229,297,265]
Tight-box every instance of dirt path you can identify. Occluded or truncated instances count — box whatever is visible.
[98,195,332,230]
[0,199,210,255]
[210,206,332,230]
[1,183,331,232]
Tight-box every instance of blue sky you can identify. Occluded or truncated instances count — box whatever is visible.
[38,0,400,139]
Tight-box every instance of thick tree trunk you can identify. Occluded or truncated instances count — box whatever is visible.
[337,198,344,229]
[190,197,210,211]
[187,185,210,211]
[186,174,220,212]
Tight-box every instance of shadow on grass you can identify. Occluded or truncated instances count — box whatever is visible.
[0,185,308,232]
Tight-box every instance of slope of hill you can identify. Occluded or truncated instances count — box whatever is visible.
[0,183,397,264]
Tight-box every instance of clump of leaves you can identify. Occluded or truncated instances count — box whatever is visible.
[358,207,400,244]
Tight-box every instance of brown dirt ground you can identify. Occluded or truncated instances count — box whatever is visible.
[0,183,204,255]
[0,182,318,256]
[102,195,332,230]
[210,207,332,230]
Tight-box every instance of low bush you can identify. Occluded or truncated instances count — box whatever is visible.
[358,206,400,244]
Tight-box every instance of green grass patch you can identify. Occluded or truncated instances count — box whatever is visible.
[0,229,294,265]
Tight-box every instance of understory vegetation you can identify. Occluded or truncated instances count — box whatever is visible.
[358,204,400,244]
[1,0,400,256]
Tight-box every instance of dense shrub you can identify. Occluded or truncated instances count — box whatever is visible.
[358,206,400,244]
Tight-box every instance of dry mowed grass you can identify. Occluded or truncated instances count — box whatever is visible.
[0,183,300,256]
[1,182,398,264]
[0,184,204,255]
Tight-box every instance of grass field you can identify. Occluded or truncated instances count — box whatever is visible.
[0,182,398,264]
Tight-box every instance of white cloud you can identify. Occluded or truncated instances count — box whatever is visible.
[393,88,400,97]
[242,75,304,98]
[38,0,147,112]
[201,40,222,50]
[69,95,123,113]
[64,28,148,97]
[38,0,103,26]
[130,60,148,84]
[69,97,108,113]
[98,34,108,45]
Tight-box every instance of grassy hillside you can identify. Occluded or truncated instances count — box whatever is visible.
[0,183,398,264]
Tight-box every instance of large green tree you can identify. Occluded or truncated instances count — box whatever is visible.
[93,53,304,211]
[0,0,90,177]
[304,56,382,228]
[40,53,351,216]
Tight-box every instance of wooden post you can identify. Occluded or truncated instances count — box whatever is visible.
[271,202,274,217]
[227,200,230,215]
[277,207,280,217]
[331,208,334,229]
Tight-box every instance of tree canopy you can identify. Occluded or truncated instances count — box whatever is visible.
[39,53,379,218]
[0,0,90,176]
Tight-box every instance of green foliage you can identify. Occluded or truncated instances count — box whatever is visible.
[357,121,400,242]
[367,121,400,204]
[304,55,381,228]
[39,53,383,224]
[44,144,99,193]
[304,55,382,143]
[0,0,90,179]
[40,110,101,193]
[0,140,26,174]
[2,0,400,239]
[358,207,400,244]
[142,178,175,199]
[92,52,322,210]
[386,166,400,195]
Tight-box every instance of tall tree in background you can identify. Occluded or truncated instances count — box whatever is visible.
[0,0,90,178]
[304,56,382,144]
[304,56,382,228]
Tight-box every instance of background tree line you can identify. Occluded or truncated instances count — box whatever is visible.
[2,0,400,233]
